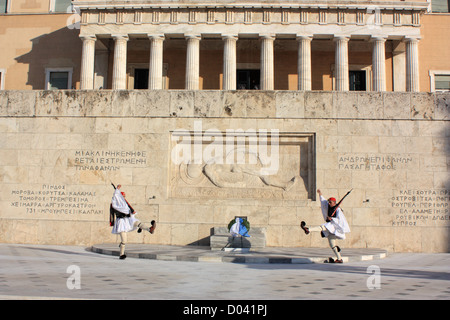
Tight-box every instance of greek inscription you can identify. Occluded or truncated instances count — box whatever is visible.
[338,154,413,171]
[391,189,450,226]
[73,150,147,171]
[10,184,103,215]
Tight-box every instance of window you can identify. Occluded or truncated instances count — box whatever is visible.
[431,0,450,13]
[435,75,450,91]
[45,68,72,90]
[237,70,260,90]
[49,72,69,89]
[128,63,168,89]
[134,69,149,89]
[429,70,450,92]
[0,0,8,13]
[331,65,372,91]
[50,0,73,13]
[349,71,366,91]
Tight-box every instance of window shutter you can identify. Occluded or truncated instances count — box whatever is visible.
[435,75,450,91]
[432,0,450,13]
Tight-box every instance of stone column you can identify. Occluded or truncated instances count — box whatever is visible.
[222,34,237,90]
[405,37,420,92]
[260,34,275,90]
[297,35,312,91]
[80,35,96,90]
[372,36,387,92]
[112,35,129,90]
[392,41,406,92]
[334,36,350,91]
[185,34,201,90]
[148,34,165,90]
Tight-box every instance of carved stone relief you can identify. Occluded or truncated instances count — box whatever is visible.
[169,128,315,200]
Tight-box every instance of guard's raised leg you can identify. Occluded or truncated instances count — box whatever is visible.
[135,221,156,234]
[300,221,310,234]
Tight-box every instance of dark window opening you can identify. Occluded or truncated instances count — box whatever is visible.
[49,72,69,90]
[237,69,260,90]
[349,70,366,91]
[134,68,149,89]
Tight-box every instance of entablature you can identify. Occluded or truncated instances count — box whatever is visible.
[74,1,429,28]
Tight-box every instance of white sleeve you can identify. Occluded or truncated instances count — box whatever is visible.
[319,195,328,220]
[111,189,130,214]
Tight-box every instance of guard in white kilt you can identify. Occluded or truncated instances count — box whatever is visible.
[110,184,156,259]
[300,189,350,263]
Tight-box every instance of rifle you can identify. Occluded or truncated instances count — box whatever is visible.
[329,188,353,218]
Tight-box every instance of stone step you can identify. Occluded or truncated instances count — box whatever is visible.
[210,227,266,251]
[212,226,266,235]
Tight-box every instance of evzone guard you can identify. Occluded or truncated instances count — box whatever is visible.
[301,189,351,263]
[110,184,156,260]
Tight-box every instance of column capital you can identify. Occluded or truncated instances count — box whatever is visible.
[333,35,350,42]
[148,34,165,41]
[403,36,421,43]
[79,35,96,41]
[260,34,276,40]
[221,34,238,41]
[296,35,313,41]
[370,35,387,42]
[185,34,201,40]
[111,34,129,41]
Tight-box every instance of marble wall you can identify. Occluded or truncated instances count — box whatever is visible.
[0,90,449,252]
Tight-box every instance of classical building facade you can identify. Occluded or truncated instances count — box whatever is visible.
[76,0,428,92]
[0,0,449,92]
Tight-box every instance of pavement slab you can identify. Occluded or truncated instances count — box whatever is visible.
[0,244,449,302]
[91,243,388,264]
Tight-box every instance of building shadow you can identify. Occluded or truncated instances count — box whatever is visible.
[15,26,81,89]
[244,257,450,282]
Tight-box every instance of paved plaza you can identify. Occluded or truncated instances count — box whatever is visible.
[0,243,449,302]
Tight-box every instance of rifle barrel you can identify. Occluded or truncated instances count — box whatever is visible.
[330,189,353,217]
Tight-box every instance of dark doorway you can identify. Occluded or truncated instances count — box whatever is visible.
[349,70,366,91]
[134,68,149,89]
[237,69,260,90]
